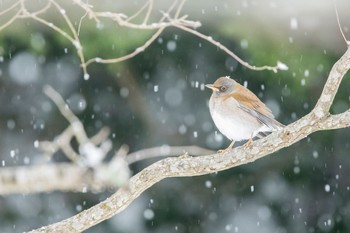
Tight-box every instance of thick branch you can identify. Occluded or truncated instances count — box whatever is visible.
[313,45,350,116]
[28,46,350,233]
[28,111,350,233]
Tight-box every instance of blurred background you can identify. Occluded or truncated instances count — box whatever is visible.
[1,0,350,232]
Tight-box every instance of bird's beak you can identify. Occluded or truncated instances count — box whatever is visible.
[205,84,219,91]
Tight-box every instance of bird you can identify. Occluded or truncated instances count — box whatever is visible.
[206,76,284,153]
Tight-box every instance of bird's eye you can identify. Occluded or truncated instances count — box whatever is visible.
[219,86,227,92]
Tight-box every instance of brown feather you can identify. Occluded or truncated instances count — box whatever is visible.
[230,82,274,119]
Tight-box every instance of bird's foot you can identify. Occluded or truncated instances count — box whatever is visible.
[217,140,235,155]
[243,138,253,149]
[217,148,231,154]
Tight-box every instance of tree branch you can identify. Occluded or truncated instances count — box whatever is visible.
[313,44,350,116]
[0,0,286,78]
[0,146,212,195]
[27,46,350,233]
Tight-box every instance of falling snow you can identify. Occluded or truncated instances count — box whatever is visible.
[290,17,298,30]
[166,41,177,52]
[178,124,187,134]
[153,85,159,92]
[84,73,90,80]
[250,185,254,192]
[277,61,289,70]
[9,52,40,84]
[325,184,330,192]
[143,209,155,220]
[205,180,212,188]
[240,39,249,49]
[1,2,350,233]
[120,87,129,98]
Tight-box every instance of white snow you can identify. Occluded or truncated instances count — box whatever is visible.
[290,17,298,30]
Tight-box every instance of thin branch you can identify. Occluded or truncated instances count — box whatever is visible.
[173,22,283,72]
[39,126,110,162]
[42,85,113,167]
[39,126,80,162]
[27,1,52,16]
[0,8,21,31]
[334,0,349,45]
[28,13,75,42]
[50,0,88,77]
[81,2,195,67]
[142,0,153,25]
[43,85,89,144]
[73,0,99,23]
[127,1,150,22]
[1,1,281,76]
[0,1,20,16]
[83,26,165,66]
[174,0,186,19]
[77,11,87,36]
[0,145,211,195]
[90,127,110,145]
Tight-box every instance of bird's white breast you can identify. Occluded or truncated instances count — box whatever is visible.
[209,96,267,141]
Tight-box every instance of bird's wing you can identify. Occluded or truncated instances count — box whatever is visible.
[229,84,274,118]
[225,83,283,130]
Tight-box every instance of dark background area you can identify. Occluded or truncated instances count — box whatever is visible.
[0,0,350,232]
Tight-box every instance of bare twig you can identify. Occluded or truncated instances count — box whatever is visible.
[174,0,186,19]
[0,0,286,75]
[334,0,349,45]
[173,22,284,72]
[22,0,51,16]
[73,0,99,23]
[83,27,165,66]
[28,12,74,42]
[0,1,20,16]
[43,85,89,144]
[42,85,113,166]
[142,0,153,25]
[126,1,150,22]
[39,126,111,162]
[81,0,184,67]
[77,11,87,36]
[49,0,88,76]
[90,127,110,145]
[38,126,80,162]
[0,11,20,31]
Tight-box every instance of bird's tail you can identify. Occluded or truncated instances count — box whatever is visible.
[256,119,284,139]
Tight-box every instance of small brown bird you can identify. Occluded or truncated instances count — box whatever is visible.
[206,76,284,153]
